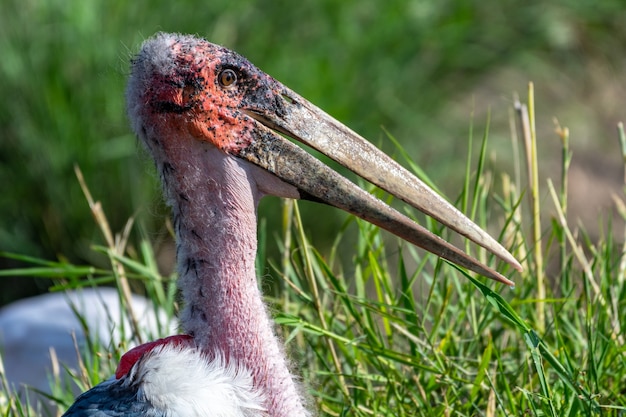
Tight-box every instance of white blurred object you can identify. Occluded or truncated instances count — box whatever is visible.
[0,287,177,406]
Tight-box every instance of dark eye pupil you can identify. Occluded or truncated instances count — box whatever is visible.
[219,69,237,87]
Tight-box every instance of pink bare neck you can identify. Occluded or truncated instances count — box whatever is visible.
[153,137,308,417]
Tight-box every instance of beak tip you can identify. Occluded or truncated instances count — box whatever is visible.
[503,278,516,287]
[509,259,523,273]
[493,246,523,273]
[492,272,515,287]
[496,261,520,287]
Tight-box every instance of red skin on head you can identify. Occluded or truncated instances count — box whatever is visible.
[137,37,277,157]
[115,335,194,379]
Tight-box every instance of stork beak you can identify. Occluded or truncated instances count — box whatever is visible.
[238,87,520,286]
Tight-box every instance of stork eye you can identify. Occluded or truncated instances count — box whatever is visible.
[218,69,237,87]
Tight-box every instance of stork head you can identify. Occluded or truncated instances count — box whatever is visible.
[127,32,520,285]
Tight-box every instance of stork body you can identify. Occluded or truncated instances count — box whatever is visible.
[62,33,519,416]
[62,338,265,416]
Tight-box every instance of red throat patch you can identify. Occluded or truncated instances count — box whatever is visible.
[115,334,195,379]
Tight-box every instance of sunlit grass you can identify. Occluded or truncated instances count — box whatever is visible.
[1,96,625,416]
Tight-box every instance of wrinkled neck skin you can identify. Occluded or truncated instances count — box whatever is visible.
[150,136,308,417]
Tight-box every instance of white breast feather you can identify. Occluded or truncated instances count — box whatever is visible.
[129,344,267,417]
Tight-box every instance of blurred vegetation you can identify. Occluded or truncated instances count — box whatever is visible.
[1,0,625,302]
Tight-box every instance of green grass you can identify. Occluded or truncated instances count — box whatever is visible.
[1,89,625,416]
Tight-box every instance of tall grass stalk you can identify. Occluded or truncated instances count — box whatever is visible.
[515,82,546,334]
[617,122,626,286]
[553,120,572,290]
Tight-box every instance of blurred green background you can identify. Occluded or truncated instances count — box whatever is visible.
[1,0,624,303]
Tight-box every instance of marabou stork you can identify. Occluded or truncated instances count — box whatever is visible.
[61,33,520,416]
